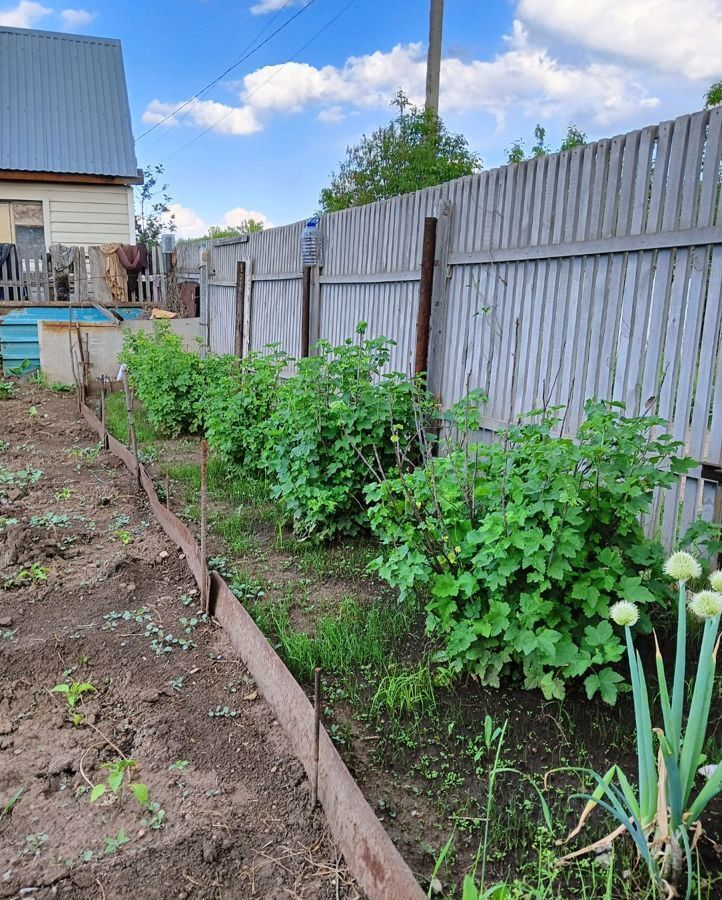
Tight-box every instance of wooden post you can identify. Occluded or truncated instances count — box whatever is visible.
[199,251,209,358]
[311,667,322,809]
[300,266,311,357]
[426,199,453,398]
[415,216,437,377]
[234,260,246,358]
[200,439,209,613]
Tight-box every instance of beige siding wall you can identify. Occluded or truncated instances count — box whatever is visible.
[0,180,134,247]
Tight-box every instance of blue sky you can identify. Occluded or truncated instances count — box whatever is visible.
[2,0,719,235]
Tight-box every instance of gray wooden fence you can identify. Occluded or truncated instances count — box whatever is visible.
[199,107,722,548]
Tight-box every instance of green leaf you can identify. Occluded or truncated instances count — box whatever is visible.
[618,576,656,605]
[583,621,614,648]
[432,573,460,598]
[131,783,150,808]
[585,668,625,705]
[90,784,106,802]
[108,771,123,794]
[540,671,565,700]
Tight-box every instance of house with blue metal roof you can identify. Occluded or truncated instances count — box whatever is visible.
[0,25,141,258]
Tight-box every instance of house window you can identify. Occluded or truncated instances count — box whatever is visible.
[0,201,46,259]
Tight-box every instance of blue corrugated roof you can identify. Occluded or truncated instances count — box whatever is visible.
[0,26,138,178]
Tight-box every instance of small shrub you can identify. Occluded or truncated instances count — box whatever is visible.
[120,323,204,435]
[202,347,287,474]
[366,399,700,702]
[265,326,427,540]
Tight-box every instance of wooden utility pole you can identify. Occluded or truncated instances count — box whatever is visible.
[425,0,444,115]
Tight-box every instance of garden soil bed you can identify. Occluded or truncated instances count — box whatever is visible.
[0,385,361,900]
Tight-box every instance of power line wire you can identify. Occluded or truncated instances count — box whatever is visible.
[135,0,317,142]
[160,0,358,163]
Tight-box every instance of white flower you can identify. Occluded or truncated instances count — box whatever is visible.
[664,551,702,583]
[699,764,719,781]
[610,601,640,627]
[709,571,722,593]
[689,590,722,620]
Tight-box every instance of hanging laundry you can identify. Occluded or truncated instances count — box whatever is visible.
[0,243,24,301]
[116,244,148,274]
[116,244,148,302]
[99,243,127,304]
[49,244,88,302]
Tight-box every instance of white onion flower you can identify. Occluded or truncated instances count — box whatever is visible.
[709,570,722,593]
[664,551,702,583]
[610,601,640,627]
[689,590,722,620]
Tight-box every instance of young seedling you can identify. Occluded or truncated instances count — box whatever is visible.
[0,786,25,820]
[21,832,48,858]
[90,758,150,810]
[4,562,49,589]
[103,829,130,854]
[143,803,166,830]
[29,513,70,528]
[208,705,239,719]
[113,529,133,545]
[51,680,96,725]
[168,759,189,772]
[55,487,73,501]
[0,380,15,399]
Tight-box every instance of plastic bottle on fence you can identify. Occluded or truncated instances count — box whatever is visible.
[300,217,323,267]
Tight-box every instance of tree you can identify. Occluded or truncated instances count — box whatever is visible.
[206,219,265,239]
[505,123,587,165]
[319,91,481,213]
[135,164,176,246]
[705,81,722,108]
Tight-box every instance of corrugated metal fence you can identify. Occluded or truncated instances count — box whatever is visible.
[199,107,722,547]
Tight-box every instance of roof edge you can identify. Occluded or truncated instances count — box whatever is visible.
[0,25,121,45]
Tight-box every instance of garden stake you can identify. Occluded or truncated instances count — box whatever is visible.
[100,378,109,450]
[312,667,321,809]
[200,439,209,613]
[121,369,140,486]
[165,473,171,510]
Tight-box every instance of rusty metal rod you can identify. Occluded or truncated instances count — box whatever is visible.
[415,216,437,377]
[99,378,108,450]
[311,666,321,809]
[200,439,209,613]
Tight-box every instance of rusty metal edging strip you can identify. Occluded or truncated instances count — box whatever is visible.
[80,404,425,900]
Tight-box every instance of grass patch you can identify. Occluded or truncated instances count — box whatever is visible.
[105,392,159,445]
[249,595,410,682]
[371,663,437,721]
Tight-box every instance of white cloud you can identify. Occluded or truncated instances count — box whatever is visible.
[518,0,722,81]
[59,7,94,29]
[143,27,658,139]
[169,203,207,239]
[0,1,51,27]
[169,204,273,238]
[222,207,273,228]
[318,106,346,124]
[142,98,261,136]
[250,0,306,14]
